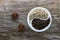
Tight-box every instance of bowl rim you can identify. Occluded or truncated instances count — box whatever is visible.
[27,7,52,32]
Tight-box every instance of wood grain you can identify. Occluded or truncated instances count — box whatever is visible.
[0,0,60,40]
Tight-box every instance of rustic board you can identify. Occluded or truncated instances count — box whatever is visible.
[0,0,60,40]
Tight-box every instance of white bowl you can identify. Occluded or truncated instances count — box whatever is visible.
[27,7,52,32]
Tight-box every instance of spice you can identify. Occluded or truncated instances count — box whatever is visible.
[12,10,19,20]
[18,23,25,32]
[29,9,48,21]
[32,18,50,30]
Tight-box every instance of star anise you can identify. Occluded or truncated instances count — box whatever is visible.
[18,23,25,32]
[12,10,19,20]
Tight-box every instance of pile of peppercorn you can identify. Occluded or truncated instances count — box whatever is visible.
[32,18,50,30]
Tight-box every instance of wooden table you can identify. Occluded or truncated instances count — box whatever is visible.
[0,0,60,40]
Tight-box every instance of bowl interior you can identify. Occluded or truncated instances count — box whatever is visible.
[27,7,52,32]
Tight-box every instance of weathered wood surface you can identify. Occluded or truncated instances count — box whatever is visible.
[0,0,60,40]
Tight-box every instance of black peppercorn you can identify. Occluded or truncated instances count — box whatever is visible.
[32,18,50,30]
